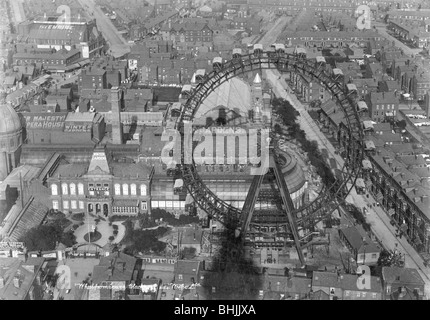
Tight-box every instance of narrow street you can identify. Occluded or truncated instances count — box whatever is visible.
[258,16,291,47]
[76,0,130,57]
[373,21,422,57]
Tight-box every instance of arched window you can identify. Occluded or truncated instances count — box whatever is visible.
[122,183,129,196]
[70,183,76,196]
[130,184,137,196]
[78,183,84,195]
[140,184,147,196]
[51,184,58,196]
[62,183,68,195]
[114,183,121,195]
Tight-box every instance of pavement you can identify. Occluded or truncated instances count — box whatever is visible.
[74,218,126,246]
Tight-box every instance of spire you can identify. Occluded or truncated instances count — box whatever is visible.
[253,73,261,84]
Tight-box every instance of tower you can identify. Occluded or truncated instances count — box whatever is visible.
[251,73,263,124]
[111,87,123,144]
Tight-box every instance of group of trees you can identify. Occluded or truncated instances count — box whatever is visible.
[348,205,372,232]
[122,219,168,255]
[372,249,405,277]
[20,211,76,251]
[150,209,200,226]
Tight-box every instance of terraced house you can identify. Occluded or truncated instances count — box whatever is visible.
[160,21,214,43]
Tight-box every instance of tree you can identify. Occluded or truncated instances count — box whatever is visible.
[20,218,76,251]
[274,123,282,135]
[309,99,322,109]
[377,249,404,268]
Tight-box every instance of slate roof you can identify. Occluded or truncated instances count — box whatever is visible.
[382,267,425,286]
[92,252,138,284]
[339,225,380,254]
[312,271,382,293]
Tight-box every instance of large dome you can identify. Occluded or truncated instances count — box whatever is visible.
[0,103,21,135]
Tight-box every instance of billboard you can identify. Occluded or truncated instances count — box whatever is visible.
[64,123,93,132]
[23,113,67,130]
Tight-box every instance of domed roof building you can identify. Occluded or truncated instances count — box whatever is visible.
[0,102,23,181]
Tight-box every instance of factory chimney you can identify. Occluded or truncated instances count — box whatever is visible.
[111,87,123,144]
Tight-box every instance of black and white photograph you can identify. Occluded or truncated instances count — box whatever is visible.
[0,0,429,306]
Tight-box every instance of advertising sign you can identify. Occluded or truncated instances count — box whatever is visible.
[64,123,93,132]
[23,113,67,130]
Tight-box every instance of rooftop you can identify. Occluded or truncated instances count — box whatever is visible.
[0,257,45,300]
[92,252,138,284]
[382,267,425,286]
[312,271,382,293]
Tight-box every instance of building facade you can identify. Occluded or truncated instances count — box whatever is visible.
[47,147,152,217]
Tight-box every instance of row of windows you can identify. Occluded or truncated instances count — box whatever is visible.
[373,111,397,116]
[376,104,396,110]
[51,183,148,196]
[344,291,378,298]
[53,200,85,210]
[16,59,65,65]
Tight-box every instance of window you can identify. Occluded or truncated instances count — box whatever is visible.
[361,292,366,298]
[63,200,69,210]
[141,201,147,211]
[178,274,183,280]
[104,183,109,196]
[89,183,95,196]
[356,292,361,297]
[115,184,121,195]
[122,184,129,196]
[52,200,59,210]
[130,184,137,196]
[372,293,377,299]
[141,184,147,196]
[78,183,84,195]
[51,184,58,196]
[70,183,76,195]
[79,201,84,209]
[345,290,350,296]
[71,200,77,209]
[371,254,377,258]
[62,183,68,195]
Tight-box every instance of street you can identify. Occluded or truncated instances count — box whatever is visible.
[258,16,291,47]
[373,21,422,57]
[76,0,130,57]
